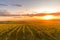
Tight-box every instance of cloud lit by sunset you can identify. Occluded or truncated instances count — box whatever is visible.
[0,0,60,21]
[0,0,60,14]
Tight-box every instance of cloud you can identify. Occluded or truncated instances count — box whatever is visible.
[0,10,20,16]
[0,10,10,16]
[12,4,22,7]
[0,4,8,6]
[0,4,23,8]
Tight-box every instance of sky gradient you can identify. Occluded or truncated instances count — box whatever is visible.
[0,0,60,21]
[0,0,60,14]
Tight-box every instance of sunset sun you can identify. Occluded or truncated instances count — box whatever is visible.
[42,15,54,20]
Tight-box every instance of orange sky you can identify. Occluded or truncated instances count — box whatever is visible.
[0,16,60,21]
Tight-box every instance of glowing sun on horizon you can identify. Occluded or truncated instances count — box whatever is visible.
[42,15,54,20]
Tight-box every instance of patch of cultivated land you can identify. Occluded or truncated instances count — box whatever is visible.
[0,21,60,40]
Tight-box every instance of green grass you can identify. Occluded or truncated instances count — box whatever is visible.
[0,21,60,40]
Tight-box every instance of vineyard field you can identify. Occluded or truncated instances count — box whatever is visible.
[0,21,60,40]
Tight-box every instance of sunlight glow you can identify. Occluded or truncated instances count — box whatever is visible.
[36,8,58,13]
[42,15,54,20]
